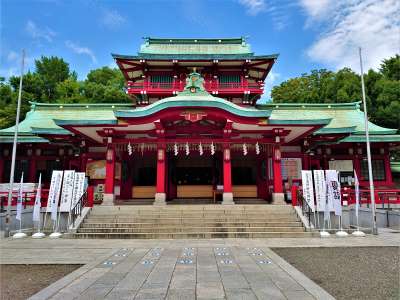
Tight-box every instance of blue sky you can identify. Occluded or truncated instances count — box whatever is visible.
[1,0,399,99]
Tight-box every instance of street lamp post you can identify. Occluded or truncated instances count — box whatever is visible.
[5,50,25,237]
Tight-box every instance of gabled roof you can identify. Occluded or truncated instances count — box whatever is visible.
[139,37,252,55]
[259,102,398,135]
[0,102,133,142]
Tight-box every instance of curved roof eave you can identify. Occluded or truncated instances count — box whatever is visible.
[115,98,271,119]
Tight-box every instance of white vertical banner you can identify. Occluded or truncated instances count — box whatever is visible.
[60,171,75,212]
[326,170,342,216]
[32,174,42,222]
[354,170,360,218]
[71,172,86,208]
[46,171,63,220]
[16,174,24,221]
[301,170,315,212]
[313,170,326,212]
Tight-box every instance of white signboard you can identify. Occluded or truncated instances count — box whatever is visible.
[328,160,353,172]
[301,170,315,212]
[46,171,63,221]
[60,171,75,212]
[326,170,342,216]
[313,170,326,212]
[71,172,86,208]
[281,158,302,180]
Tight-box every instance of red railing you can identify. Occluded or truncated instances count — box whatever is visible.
[0,189,50,211]
[341,188,400,206]
[127,80,264,94]
[291,186,400,208]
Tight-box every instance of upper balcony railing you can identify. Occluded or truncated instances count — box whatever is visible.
[127,80,264,95]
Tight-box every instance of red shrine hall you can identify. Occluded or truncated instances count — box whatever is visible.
[1,37,399,205]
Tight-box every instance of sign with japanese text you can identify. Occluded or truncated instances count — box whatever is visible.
[301,170,315,212]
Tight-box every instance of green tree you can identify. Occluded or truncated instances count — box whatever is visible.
[380,55,400,81]
[55,77,84,103]
[35,56,71,100]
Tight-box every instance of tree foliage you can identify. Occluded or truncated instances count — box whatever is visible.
[271,55,400,129]
[0,57,131,128]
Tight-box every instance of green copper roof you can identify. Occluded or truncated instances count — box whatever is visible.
[139,37,252,55]
[340,134,400,143]
[260,102,398,135]
[0,102,133,143]
[112,53,278,61]
[115,97,270,119]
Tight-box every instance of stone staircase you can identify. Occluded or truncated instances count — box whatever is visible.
[72,205,315,239]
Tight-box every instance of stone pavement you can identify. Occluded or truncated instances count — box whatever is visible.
[1,229,398,299]
[27,246,334,300]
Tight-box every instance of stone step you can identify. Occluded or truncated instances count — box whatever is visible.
[84,218,299,224]
[89,211,296,217]
[89,205,293,213]
[71,231,317,239]
[80,221,303,228]
[77,226,305,233]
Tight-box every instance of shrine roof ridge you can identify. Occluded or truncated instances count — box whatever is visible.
[257,101,362,110]
[144,37,248,45]
[112,53,278,60]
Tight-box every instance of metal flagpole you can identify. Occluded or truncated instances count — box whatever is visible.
[359,47,378,235]
[5,50,25,237]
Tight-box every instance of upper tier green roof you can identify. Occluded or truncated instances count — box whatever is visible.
[139,37,252,55]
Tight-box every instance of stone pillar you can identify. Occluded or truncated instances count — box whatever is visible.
[103,145,115,206]
[222,145,234,205]
[154,146,166,205]
[272,145,285,204]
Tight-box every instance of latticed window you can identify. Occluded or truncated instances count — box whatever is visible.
[219,74,241,84]
[361,160,386,181]
[150,75,173,88]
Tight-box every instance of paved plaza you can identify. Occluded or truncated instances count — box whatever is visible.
[1,229,399,299]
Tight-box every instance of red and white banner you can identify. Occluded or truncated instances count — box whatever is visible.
[326,170,342,216]
[46,171,63,221]
[60,171,75,212]
[313,170,326,212]
[16,174,24,221]
[71,172,86,208]
[32,174,42,222]
[301,170,315,212]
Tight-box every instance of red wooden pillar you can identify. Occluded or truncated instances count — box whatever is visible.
[383,148,393,185]
[0,156,4,183]
[222,145,234,204]
[28,159,36,182]
[103,145,115,205]
[155,145,166,205]
[272,145,284,204]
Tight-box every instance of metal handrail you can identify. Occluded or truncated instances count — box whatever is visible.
[296,188,314,227]
[70,191,88,228]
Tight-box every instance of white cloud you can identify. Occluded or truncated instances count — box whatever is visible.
[65,40,97,64]
[260,71,280,101]
[7,51,19,62]
[101,9,126,28]
[239,0,267,15]
[299,0,332,19]
[25,20,56,42]
[301,0,400,71]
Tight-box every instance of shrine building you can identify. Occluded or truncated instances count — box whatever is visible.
[1,37,399,205]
